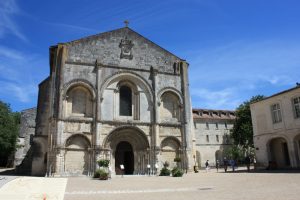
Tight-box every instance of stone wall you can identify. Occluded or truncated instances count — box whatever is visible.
[14,108,36,173]
[193,109,235,167]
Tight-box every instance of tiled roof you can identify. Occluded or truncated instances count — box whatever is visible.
[192,108,236,120]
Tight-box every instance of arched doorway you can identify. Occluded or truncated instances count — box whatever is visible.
[160,137,180,168]
[103,127,150,175]
[64,135,90,175]
[269,137,290,168]
[115,141,134,175]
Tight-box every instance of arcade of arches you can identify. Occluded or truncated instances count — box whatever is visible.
[267,134,300,169]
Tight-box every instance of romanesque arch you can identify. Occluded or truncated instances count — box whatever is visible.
[117,80,138,117]
[64,134,91,175]
[103,126,150,175]
[63,80,95,118]
[158,90,182,123]
[99,72,153,121]
[268,137,290,168]
[160,137,181,168]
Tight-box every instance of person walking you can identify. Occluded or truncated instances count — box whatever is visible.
[231,160,235,172]
[223,157,228,172]
[245,156,251,172]
[216,160,219,172]
[205,160,210,172]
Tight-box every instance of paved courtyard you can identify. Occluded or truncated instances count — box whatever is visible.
[1,168,299,200]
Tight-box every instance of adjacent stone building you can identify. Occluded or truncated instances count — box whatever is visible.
[193,108,235,167]
[250,85,300,169]
[14,108,36,174]
[20,26,194,176]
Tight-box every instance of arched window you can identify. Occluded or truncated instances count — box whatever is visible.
[66,86,93,117]
[72,89,86,114]
[120,86,132,116]
[160,92,180,122]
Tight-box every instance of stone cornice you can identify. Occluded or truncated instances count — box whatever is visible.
[65,60,180,76]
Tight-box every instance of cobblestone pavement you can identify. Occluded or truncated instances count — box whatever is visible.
[64,169,300,200]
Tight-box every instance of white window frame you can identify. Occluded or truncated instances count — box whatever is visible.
[292,96,300,119]
[271,103,282,123]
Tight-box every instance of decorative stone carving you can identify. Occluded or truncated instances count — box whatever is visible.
[119,37,134,60]
[64,122,91,133]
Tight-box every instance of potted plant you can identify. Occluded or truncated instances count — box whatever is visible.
[171,167,183,177]
[94,159,110,180]
[98,169,109,180]
[97,159,110,168]
[159,161,171,176]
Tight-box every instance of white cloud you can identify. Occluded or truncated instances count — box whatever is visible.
[0,81,37,103]
[191,87,242,110]
[0,0,27,41]
[0,45,46,106]
[188,40,300,84]
[187,39,300,110]
[0,45,24,60]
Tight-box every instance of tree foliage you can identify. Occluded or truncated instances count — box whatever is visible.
[230,95,265,149]
[0,101,20,160]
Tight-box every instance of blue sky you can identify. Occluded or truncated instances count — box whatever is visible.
[0,0,300,111]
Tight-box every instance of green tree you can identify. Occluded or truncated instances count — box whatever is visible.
[230,95,264,150]
[0,101,20,166]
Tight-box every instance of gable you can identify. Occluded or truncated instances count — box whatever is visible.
[64,27,182,73]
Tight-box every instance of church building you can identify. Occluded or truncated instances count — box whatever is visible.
[25,26,194,176]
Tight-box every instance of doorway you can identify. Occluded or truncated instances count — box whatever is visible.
[269,137,290,168]
[115,141,134,174]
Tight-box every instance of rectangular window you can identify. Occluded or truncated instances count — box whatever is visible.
[215,123,218,129]
[216,135,219,142]
[293,97,300,118]
[271,103,282,123]
[206,122,209,129]
[206,135,209,142]
[225,135,230,144]
[225,122,228,129]
[194,122,197,129]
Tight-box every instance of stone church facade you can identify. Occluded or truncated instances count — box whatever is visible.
[22,27,194,176]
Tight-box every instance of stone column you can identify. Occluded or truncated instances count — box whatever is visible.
[150,66,159,172]
[180,61,194,171]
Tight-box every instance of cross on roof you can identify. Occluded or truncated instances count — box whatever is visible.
[124,20,129,27]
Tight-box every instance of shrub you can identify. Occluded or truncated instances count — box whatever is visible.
[93,169,101,178]
[159,167,171,176]
[97,159,110,168]
[171,167,183,177]
[98,169,109,180]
